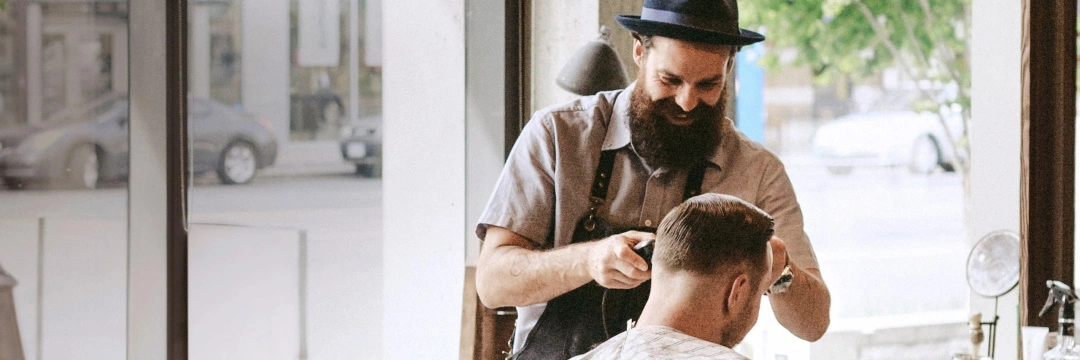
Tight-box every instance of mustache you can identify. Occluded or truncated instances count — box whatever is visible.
[651,97,720,123]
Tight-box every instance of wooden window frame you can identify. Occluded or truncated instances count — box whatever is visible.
[166,0,190,358]
[504,0,530,158]
[1020,0,1077,332]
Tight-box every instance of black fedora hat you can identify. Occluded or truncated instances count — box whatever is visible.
[616,0,765,46]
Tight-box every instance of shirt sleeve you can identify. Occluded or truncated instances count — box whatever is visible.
[757,158,820,270]
[475,112,558,248]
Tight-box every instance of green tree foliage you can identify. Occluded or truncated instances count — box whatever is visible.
[742,0,971,175]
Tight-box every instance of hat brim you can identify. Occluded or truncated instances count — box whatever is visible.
[616,15,764,46]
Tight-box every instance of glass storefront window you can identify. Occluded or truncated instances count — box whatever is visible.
[187,0,383,357]
[737,3,972,358]
[0,2,130,359]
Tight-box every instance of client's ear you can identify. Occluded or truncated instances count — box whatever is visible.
[727,274,752,310]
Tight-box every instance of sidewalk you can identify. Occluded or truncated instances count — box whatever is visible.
[260,140,355,178]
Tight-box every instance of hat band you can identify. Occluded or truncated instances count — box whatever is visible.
[640,7,738,35]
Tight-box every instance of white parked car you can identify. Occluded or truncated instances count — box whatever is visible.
[811,111,963,175]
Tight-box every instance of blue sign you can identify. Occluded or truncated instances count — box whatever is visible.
[735,43,765,144]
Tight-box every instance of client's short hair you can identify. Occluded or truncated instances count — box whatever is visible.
[653,193,774,279]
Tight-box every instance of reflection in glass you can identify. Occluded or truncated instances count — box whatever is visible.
[0,2,130,359]
[188,0,383,358]
[187,97,278,185]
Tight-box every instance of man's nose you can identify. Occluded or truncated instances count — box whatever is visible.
[674,86,699,112]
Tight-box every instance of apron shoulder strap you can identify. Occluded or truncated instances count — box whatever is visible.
[682,162,707,200]
[590,150,617,200]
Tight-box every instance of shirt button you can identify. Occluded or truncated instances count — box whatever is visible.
[644,220,653,227]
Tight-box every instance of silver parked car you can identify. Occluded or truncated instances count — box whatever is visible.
[0,93,278,189]
[811,111,963,175]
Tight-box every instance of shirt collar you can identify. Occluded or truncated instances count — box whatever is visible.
[602,82,635,151]
[603,81,734,172]
[710,118,737,171]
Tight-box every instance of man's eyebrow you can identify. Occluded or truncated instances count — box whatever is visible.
[657,70,681,79]
[698,75,723,83]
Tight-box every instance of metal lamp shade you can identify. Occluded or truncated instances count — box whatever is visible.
[556,39,630,96]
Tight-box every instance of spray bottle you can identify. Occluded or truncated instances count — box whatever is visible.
[1041,280,1080,359]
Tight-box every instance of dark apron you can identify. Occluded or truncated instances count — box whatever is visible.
[512,150,707,360]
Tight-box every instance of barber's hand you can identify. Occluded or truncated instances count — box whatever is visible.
[769,236,789,283]
[586,231,653,289]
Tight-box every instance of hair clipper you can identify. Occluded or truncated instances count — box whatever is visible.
[633,239,655,270]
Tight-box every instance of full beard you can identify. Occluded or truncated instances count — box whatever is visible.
[628,84,725,170]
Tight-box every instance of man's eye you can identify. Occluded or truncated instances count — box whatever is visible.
[662,77,681,85]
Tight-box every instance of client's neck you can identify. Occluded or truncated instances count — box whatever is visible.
[635,271,735,347]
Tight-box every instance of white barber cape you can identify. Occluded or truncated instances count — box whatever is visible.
[569,325,749,360]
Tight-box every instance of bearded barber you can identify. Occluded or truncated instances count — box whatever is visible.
[474,0,830,358]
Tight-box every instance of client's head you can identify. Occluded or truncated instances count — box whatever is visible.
[650,193,775,347]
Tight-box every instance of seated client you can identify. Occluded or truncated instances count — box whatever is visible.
[571,193,779,360]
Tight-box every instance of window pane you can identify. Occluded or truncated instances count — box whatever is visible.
[0,2,130,359]
[187,0,383,357]
[739,3,971,358]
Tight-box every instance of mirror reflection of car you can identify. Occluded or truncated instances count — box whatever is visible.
[810,111,963,176]
[0,93,277,190]
[339,116,382,178]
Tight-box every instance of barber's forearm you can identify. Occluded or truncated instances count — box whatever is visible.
[475,243,594,308]
[770,264,831,341]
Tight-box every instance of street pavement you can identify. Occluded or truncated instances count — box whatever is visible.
[258,140,355,179]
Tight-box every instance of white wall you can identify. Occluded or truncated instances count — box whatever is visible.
[528,1,642,116]
[598,1,643,81]
[128,0,169,358]
[242,0,291,146]
[465,0,506,265]
[382,0,466,357]
[969,1,1023,359]
[530,1,601,113]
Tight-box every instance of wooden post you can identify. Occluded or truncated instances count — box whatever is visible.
[1019,0,1077,331]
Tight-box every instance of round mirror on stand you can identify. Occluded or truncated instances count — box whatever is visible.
[965,230,1021,359]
